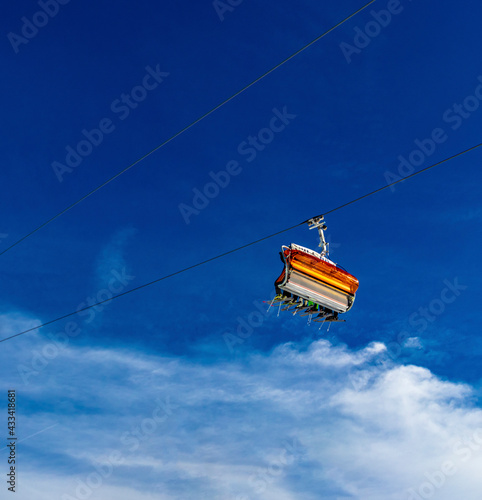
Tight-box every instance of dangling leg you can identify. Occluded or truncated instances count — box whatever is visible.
[291,298,306,315]
[283,295,301,311]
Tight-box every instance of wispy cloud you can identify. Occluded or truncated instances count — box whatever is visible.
[95,226,137,286]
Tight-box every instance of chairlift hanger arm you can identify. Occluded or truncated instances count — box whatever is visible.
[308,216,329,257]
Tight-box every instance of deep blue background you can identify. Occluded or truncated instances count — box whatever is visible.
[1,0,481,383]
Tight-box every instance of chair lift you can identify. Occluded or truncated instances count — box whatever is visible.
[273,216,359,323]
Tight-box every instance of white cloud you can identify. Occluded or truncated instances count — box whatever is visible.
[13,472,173,500]
[404,336,423,349]
[0,312,40,339]
[1,315,482,500]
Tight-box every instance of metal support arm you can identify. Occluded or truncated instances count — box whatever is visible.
[308,216,329,257]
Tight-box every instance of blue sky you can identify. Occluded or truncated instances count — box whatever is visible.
[1,1,482,498]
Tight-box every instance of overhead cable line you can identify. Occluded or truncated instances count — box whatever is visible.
[312,141,482,219]
[0,1,375,258]
[1,141,481,344]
